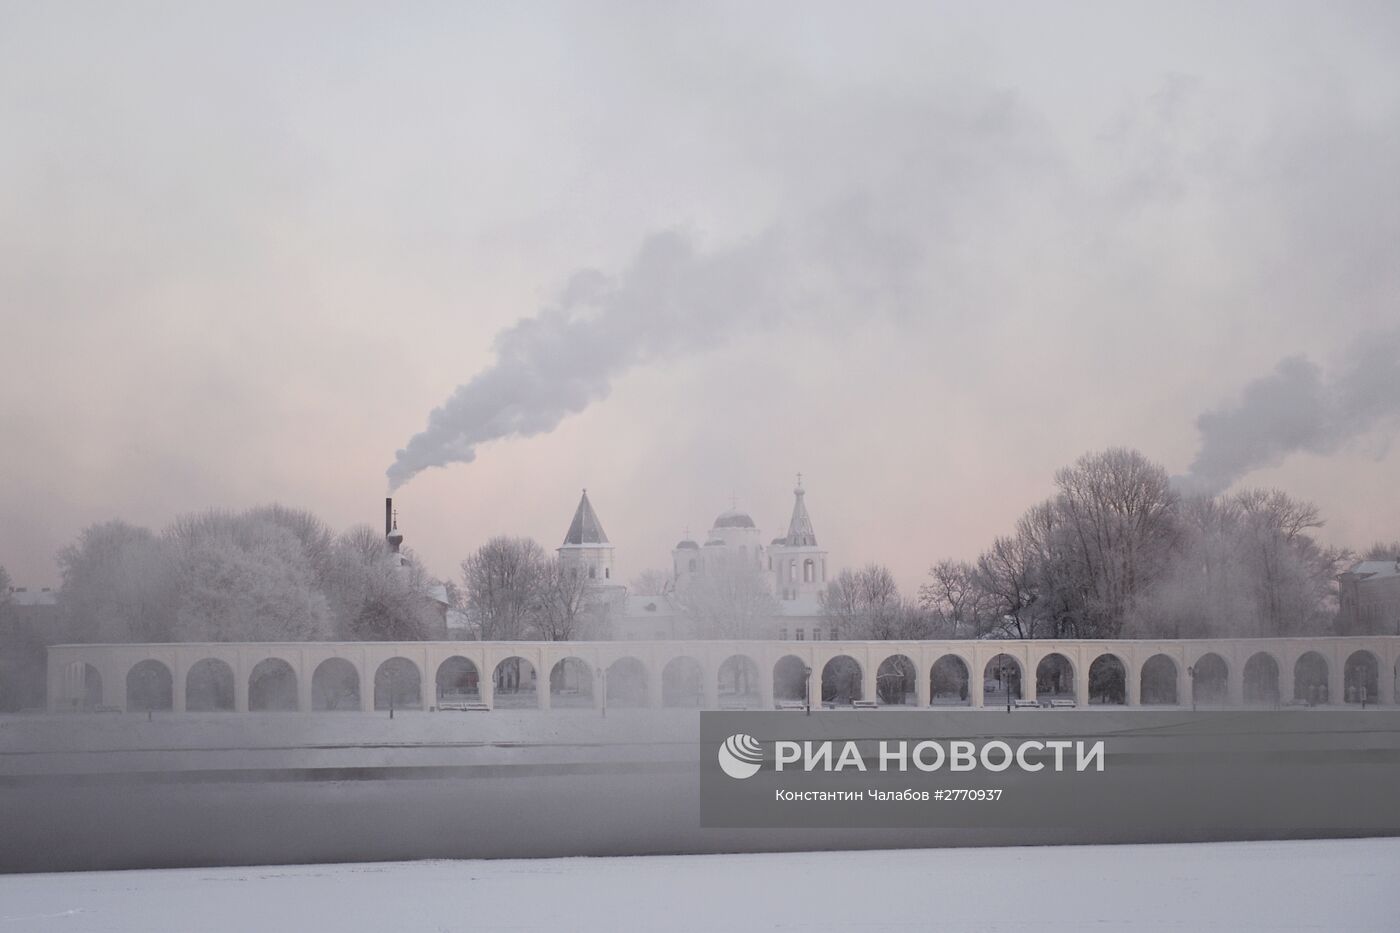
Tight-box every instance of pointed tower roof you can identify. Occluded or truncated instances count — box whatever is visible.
[784,475,818,547]
[562,489,610,546]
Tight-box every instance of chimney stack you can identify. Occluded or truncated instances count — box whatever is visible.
[385,497,393,538]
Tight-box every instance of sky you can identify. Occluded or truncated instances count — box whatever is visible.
[2,1,1399,593]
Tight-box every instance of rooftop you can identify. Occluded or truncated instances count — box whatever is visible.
[562,490,610,547]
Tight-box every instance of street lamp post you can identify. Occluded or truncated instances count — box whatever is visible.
[1188,665,1196,712]
[1003,657,1011,714]
[596,665,607,719]
[803,665,812,716]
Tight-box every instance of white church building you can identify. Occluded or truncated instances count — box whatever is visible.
[557,480,830,641]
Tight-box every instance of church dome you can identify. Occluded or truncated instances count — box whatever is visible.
[675,539,699,550]
[713,509,755,529]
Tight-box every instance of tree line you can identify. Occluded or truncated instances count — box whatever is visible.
[824,448,1390,641]
[5,447,1396,654]
[46,505,442,644]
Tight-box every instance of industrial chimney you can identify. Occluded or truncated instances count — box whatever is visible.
[385,497,404,556]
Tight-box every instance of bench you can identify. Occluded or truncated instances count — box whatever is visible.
[776,701,807,711]
[437,700,491,712]
[851,700,879,709]
[1012,699,1040,709]
[1049,699,1077,709]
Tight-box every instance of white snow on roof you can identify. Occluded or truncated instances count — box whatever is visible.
[1346,560,1400,579]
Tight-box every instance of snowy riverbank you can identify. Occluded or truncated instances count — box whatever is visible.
[3,838,1398,932]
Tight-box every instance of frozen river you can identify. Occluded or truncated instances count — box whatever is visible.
[2,838,1398,932]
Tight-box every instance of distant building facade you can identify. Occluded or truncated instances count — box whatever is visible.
[567,479,832,641]
[1338,558,1400,635]
[1,587,61,710]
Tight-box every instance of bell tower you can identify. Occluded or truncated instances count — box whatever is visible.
[768,475,827,601]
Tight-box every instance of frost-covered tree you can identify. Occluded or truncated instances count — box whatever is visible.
[57,507,439,644]
[169,512,333,642]
[327,525,435,641]
[57,521,178,642]
[680,552,779,639]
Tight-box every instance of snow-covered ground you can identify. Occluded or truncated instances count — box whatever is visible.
[2,838,1397,932]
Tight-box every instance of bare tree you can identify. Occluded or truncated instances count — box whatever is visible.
[1047,448,1180,637]
[1363,541,1400,561]
[918,560,991,638]
[461,536,547,641]
[534,557,602,641]
[973,535,1038,639]
[628,568,672,597]
[820,564,912,639]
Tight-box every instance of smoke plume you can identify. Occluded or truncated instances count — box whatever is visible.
[1181,327,1400,495]
[387,227,803,490]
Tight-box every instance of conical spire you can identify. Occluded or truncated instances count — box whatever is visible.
[785,475,817,547]
[562,489,610,546]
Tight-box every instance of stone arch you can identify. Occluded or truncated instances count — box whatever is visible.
[803,558,816,583]
[1140,654,1178,705]
[249,658,298,712]
[821,654,863,705]
[1243,652,1280,706]
[185,658,234,712]
[772,655,808,704]
[1344,650,1379,705]
[1191,653,1228,706]
[435,656,480,704]
[930,654,970,706]
[548,656,593,708]
[1293,651,1329,704]
[126,659,173,712]
[875,654,916,705]
[1035,653,1076,702]
[1088,654,1126,705]
[492,656,537,709]
[983,654,1022,703]
[375,657,423,710]
[605,656,647,707]
[312,657,361,711]
[717,655,760,707]
[662,656,704,707]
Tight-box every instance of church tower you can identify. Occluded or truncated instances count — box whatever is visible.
[558,489,615,583]
[768,476,827,602]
